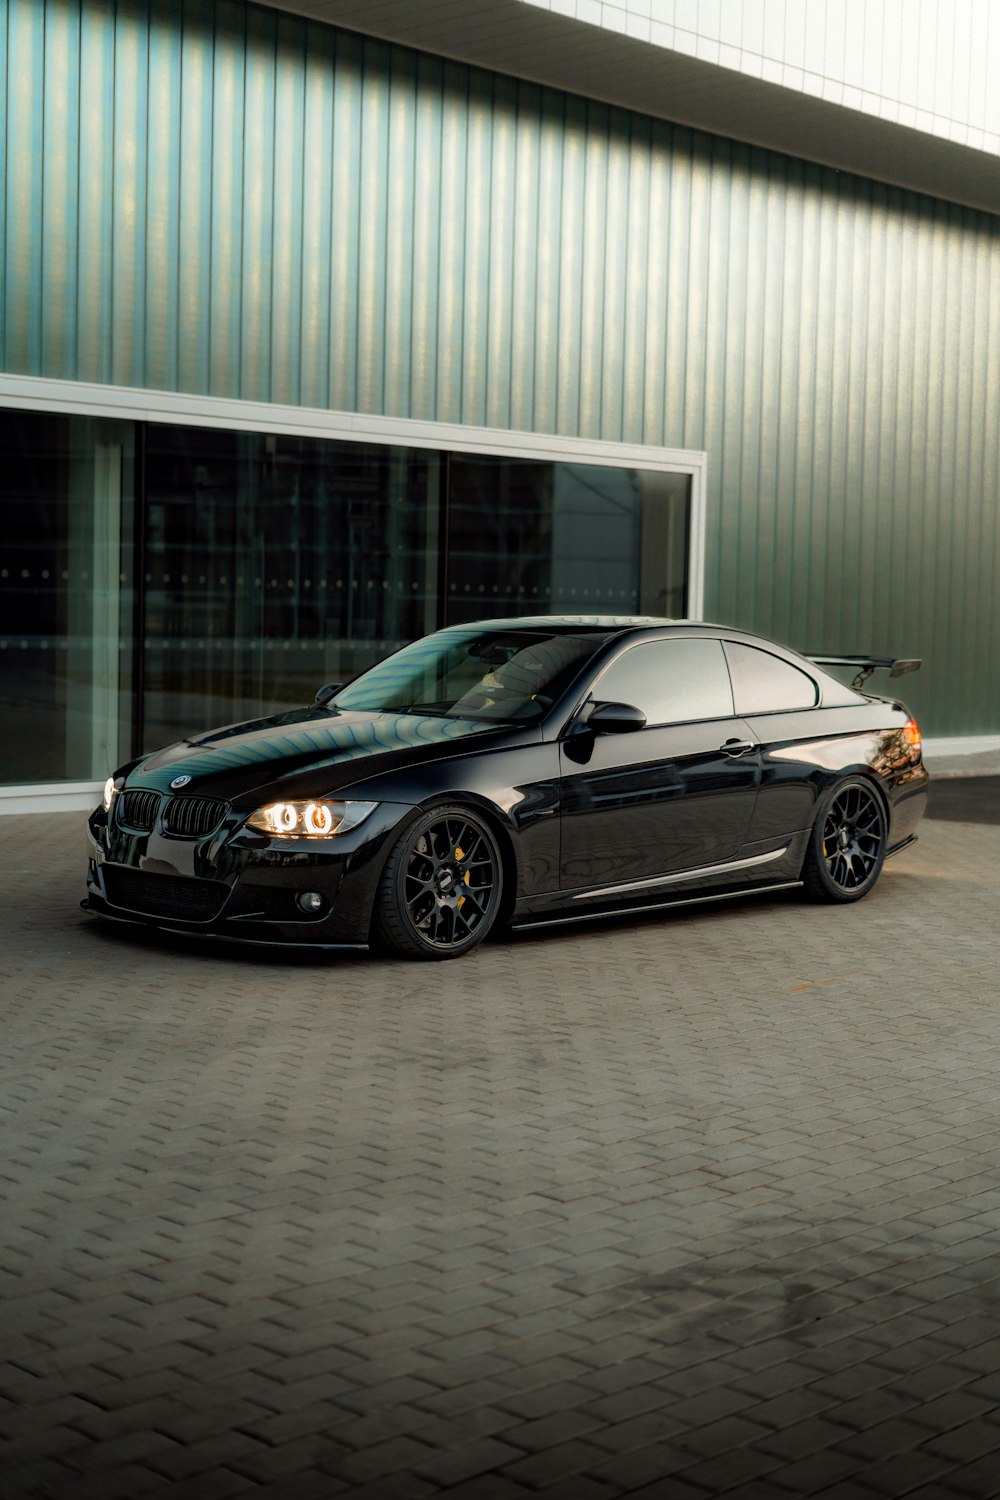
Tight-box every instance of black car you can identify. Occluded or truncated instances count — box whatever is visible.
[85,618,928,959]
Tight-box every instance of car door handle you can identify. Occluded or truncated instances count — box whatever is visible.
[720,738,757,756]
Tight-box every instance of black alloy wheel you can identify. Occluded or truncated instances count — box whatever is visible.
[802,776,888,903]
[375,805,504,958]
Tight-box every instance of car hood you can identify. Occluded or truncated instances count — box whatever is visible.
[129,706,528,806]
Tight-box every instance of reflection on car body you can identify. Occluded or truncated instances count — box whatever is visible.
[84,617,929,960]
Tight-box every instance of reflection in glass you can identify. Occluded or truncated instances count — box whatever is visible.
[1,407,695,786]
[0,409,131,784]
[334,623,608,723]
[446,457,690,625]
[140,428,441,747]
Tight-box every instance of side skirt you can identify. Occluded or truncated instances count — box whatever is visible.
[510,880,804,933]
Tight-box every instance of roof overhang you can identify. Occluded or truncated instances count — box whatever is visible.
[258,0,1000,216]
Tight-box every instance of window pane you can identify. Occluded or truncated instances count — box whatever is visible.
[725,642,818,713]
[445,457,690,623]
[336,625,603,722]
[594,638,735,724]
[0,409,131,783]
[141,427,441,748]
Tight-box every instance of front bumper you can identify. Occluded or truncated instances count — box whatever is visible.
[84,799,417,947]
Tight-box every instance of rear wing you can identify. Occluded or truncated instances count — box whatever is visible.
[808,654,922,690]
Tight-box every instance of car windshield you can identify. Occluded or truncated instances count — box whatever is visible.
[331,627,603,723]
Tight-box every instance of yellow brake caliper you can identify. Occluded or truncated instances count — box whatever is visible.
[455,845,467,908]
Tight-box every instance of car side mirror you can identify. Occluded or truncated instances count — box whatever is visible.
[313,682,342,707]
[587,700,647,734]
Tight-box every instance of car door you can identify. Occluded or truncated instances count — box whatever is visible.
[558,636,761,893]
[722,640,826,843]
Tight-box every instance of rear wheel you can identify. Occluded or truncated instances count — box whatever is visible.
[802,777,888,903]
[375,805,503,959]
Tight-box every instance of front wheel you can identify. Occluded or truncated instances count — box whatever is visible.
[374,805,504,959]
[801,777,888,903]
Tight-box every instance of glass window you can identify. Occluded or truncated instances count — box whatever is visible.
[725,641,818,713]
[140,427,442,748]
[446,457,690,624]
[0,406,697,788]
[0,409,132,783]
[335,625,604,723]
[594,638,735,725]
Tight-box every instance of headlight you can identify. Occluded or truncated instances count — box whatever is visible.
[102,776,118,812]
[246,800,378,838]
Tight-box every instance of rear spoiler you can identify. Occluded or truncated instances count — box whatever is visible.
[808,654,922,690]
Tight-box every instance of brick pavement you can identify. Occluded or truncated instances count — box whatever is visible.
[2,805,1000,1498]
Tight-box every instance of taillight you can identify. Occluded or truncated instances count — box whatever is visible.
[903,717,922,752]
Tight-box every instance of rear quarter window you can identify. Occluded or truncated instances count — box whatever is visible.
[724,641,818,714]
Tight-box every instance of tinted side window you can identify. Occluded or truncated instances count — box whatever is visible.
[725,642,817,713]
[594,638,735,725]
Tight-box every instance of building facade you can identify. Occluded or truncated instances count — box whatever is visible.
[2,0,999,809]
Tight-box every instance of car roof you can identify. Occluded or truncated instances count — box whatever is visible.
[445,617,841,681]
[451,615,687,631]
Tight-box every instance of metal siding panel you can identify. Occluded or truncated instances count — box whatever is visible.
[5,0,45,371]
[772,157,804,646]
[555,93,586,436]
[600,108,629,441]
[701,136,733,618]
[177,0,214,396]
[207,0,245,397]
[434,61,467,422]
[328,27,362,411]
[240,4,277,402]
[0,2,6,358]
[460,67,492,427]
[409,51,442,422]
[885,188,916,654]
[356,36,390,414]
[788,167,823,648]
[270,15,306,405]
[144,1,182,390]
[737,147,769,630]
[751,155,787,641]
[938,208,972,731]
[111,1,149,387]
[663,124,693,450]
[484,71,516,431]
[383,45,417,419]
[41,0,80,378]
[531,88,563,434]
[77,3,116,383]
[578,101,608,438]
[838,179,871,656]
[971,234,1000,730]
[641,117,667,446]
[508,79,540,432]
[961,228,994,729]
[867,185,901,653]
[299,23,335,410]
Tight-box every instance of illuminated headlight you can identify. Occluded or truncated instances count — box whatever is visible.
[102,776,118,812]
[246,800,378,838]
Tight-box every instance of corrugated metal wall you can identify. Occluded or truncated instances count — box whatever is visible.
[3,0,1000,734]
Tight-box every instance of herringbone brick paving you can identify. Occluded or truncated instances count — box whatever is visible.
[2,803,1000,1498]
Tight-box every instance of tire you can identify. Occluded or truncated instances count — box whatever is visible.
[801,776,888,903]
[374,805,504,959]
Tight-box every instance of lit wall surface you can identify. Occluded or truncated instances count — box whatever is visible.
[524,0,1000,154]
[3,0,1000,736]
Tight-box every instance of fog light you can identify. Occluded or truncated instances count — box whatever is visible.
[297,891,324,914]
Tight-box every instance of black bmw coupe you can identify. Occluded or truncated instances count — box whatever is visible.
[85,618,928,959]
